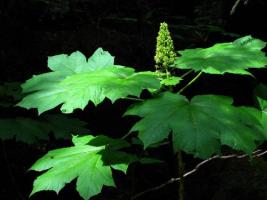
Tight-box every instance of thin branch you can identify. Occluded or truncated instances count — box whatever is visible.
[131,149,267,200]
[177,151,184,200]
[230,0,242,15]
[230,0,249,15]
[254,150,267,157]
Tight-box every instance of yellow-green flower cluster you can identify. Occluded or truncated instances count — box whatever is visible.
[154,22,176,70]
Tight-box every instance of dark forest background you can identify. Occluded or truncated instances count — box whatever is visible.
[1,0,267,200]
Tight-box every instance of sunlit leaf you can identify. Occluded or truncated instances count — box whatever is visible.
[17,48,160,114]
[160,76,182,86]
[30,135,136,200]
[174,36,267,75]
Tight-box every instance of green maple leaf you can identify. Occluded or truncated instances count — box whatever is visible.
[0,114,88,143]
[47,48,114,73]
[30,135,136,200]
[174,35,267,75]
[125,92,265,158]
[17,48,160,114]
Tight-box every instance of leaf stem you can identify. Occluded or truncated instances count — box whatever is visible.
[165,68,175,92]
[178,71,203,94]
[166,69,170,79]
[180,69,193,79]
[121,131,132,139]
[123,97,144,102]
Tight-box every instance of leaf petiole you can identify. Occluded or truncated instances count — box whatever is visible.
[178,71,203,94]
[180,69,194,79]
[122,97,144,102]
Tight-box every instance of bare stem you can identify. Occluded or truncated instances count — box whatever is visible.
[230,0,242,15]
[177,151,184,200]
[130,149,267,200]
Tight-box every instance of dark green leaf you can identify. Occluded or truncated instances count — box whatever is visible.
[125,92,265,158]
[0,114,88,143]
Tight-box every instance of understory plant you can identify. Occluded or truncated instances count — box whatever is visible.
[4,22,267,199]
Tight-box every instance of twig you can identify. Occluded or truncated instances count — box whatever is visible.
[177,151,184,200]
[230,0,242,15]
[131,149,267,200]
[230,0,249,15]
[254,150,267,157]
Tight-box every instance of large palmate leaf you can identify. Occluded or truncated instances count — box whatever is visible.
[17,48,160,114]
[0,114,88,143]
[30,135,136,200]
[174,36,267,75]
[125,92,265,158]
